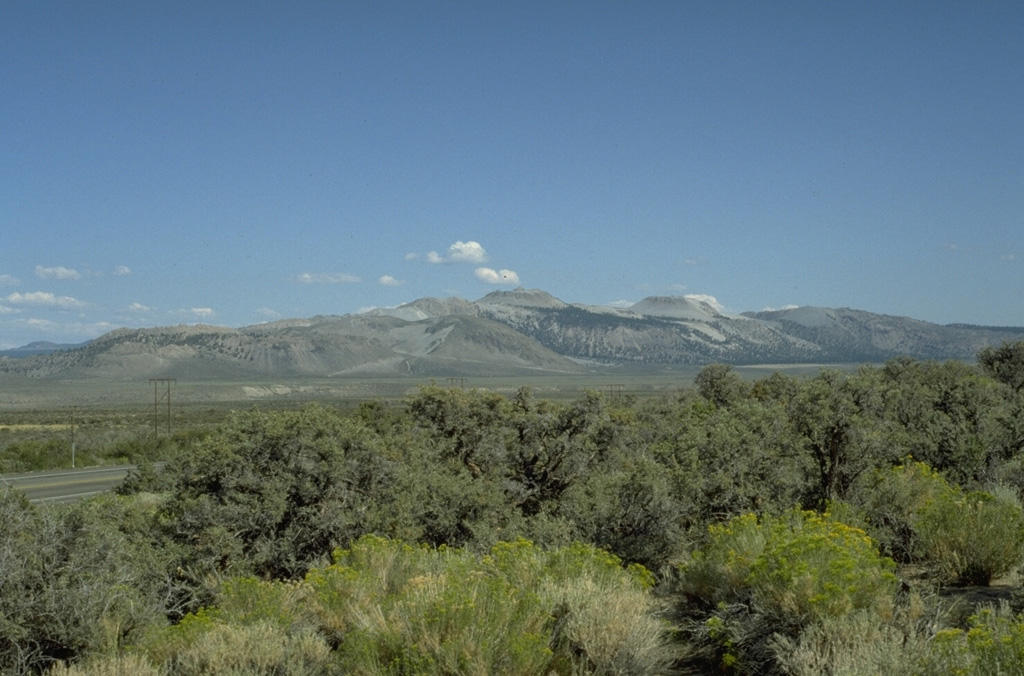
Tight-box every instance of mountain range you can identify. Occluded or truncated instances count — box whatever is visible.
[3,288,1023,380]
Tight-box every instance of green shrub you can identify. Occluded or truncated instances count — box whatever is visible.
[0,437,93,473]
[770,606,931,676]
[170,621,333,676]
[489,539,665,675]
[918,603,1024,676]
[559,454,684,570]
[849,460,955,563]
[141,578,333,675]
[849,461,1024,586]
[917,485,1024,586]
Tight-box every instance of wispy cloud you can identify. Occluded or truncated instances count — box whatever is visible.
[0,274,20,286]
[378,275,403,287]
[10,317,114,338]
[474,267,520,285]
[113,265,132,276]
[177,307,215,319]
[0,303,16,314]
[294,272,361,284]
[255,307,281,319]
[427,241,488,264]
[5,291,87,308]
[126,302,151,312]
[682,257,707,266]
[35,265,82,280]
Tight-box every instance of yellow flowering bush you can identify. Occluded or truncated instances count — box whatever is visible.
[747,511,898,623]
[679,509,898,623]
[677,509,900,674]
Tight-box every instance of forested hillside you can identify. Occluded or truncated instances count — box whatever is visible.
[4,343,1024,674]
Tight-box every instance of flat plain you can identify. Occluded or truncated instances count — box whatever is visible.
[0,362,861,412]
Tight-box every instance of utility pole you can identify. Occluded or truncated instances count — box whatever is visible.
[70,408,76,469]
[149,378,176,437]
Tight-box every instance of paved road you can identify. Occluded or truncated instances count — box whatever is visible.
[0,465,133,504]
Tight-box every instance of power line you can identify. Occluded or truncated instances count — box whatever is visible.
[149,379,176,437]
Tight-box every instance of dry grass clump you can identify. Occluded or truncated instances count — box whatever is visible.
[45,654,161,676]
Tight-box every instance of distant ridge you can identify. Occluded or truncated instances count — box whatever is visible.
[0,340,89,359]
[365,297,478,321]
[3,289,1023,380]
[476,287,569,309]
[743,307,1021,362]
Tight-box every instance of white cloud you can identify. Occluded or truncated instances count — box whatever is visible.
[404,252,419,261]
[23,318,59,329]
[113,265,132,276]
[449,241,488,263]
[0,274,20,286]
[255,307,281,319]
[475,267,520,285]
[35,265,82,280]
[684,294,725,313]
[608,300,633,308]
[179,307,215,319]
[0,304,16,314]
[378,275,403,287]
[5,291,87,308]
[762,304,800,312]
[127,302,151,312]
[682,257,706,266]
[427,240,488,264]
[294,272,361,284]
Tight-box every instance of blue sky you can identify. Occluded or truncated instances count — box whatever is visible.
[2,2,1022,348]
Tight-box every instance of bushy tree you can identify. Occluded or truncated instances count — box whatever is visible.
[154,405,399,585]
[0,491,168,674]
[695,363,749,408]
[978,340,1024,393]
